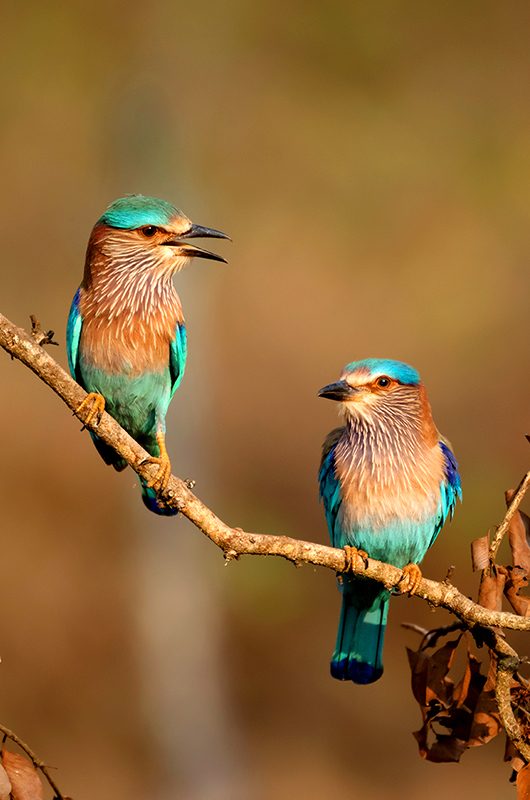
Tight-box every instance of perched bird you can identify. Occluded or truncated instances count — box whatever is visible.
[318,358,461,684]
[67,194,229,514]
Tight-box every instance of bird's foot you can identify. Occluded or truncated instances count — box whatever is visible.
[144,433,172,492]
[343,546,369,573]
[397,563,423,595]
[76,392,105,428]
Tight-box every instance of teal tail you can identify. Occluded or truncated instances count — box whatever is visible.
[140,480,179,517]
[331,586,390,684]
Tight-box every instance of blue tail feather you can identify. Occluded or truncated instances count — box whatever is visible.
[141,481,179,516]
[331,587,389,684]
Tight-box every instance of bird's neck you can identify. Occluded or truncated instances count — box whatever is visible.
[335,388,444,521]
[81,244,184,333]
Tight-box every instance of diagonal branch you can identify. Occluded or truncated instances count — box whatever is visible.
[1,310,529,634]
[489,471,530,564]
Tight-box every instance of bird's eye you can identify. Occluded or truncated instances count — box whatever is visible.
[376,376,391,388]
[141,226,158,237]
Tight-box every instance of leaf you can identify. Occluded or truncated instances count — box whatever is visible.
[408,637,460,707]
[517,763,530,800]
[506,490,530,572]
[0,764,11,800]
[408,631,503,763]
[2,750,44,800]
[477,566,507,611]
[504,566,530,617]
[471,534,490,571]
[413,723,467,763]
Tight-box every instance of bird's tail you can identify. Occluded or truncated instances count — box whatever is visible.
[330,585,390,684]
[140,480,179,516]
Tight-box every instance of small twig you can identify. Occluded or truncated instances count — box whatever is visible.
[489,472,530,565]
[0,723,68,799]
[30,314,59,347]
[402,620,465,650]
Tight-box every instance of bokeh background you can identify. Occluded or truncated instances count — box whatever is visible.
[0,2,528,798]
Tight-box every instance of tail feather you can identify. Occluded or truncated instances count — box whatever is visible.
[90,432,127,471]
[331,587,389,684]
[141,480,179,517]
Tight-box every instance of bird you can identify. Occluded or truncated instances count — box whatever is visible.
[318,358,461,684]
[67,194,229,515]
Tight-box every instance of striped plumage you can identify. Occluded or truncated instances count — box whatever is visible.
[67,195,229,514]
[318,359,461,684]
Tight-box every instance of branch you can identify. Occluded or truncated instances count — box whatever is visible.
[0,723,68,799]
[488,634,530,763]
[489,471,530,564]
[1,310,529,634]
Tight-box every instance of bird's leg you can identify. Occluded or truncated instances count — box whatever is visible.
[76,392,106,428]
[144,432,172,492]
[397,563,423,595]
[343,545,369,573]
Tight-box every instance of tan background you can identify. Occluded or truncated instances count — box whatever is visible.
[0,2,528,798]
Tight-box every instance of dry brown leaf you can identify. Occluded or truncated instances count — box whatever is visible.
[478,566,507,611]
[517,763,530,800]
[506,490,530,572]
[413,723,468,763]
[0,764,11,800]
[2,750,44,800]
[504,566,530,617]
[471,534,490,571]
[505,738,526,773]
[408,637,460,707]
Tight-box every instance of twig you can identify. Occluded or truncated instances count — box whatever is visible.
[0,723,68,799]
[29,315,58,347]
[489,472,530,565]
[0,310,529,635]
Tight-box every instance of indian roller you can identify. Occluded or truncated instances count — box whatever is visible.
[67,194,229,515]
[318,358,461,684]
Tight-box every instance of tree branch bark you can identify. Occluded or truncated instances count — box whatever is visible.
[0,310,529,635]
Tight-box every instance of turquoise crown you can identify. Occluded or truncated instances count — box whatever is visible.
[98,194,183,230]
[344,358,420,385]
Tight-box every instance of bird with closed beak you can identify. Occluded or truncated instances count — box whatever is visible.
[318,358,461,684]
[67,194,229,514]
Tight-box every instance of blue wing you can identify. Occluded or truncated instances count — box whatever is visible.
[66,288,83,384]
[428,440,462,548]
[169,322,187,399]
[318,428,344,548]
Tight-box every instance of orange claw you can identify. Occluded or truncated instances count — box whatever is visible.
[397,563,423,595]
[76,392,105,427]
[145,432,172,492]
[343,545,369,573]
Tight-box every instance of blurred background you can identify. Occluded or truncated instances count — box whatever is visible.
[0,2,528,798]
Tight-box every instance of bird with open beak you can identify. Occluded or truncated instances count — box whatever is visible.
[67,194,230,514]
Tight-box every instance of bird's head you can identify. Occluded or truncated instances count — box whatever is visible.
[85,194,230,280]
[318,358,425,425]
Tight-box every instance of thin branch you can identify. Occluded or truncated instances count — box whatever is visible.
[1,310,529,634]
[489,472,530,565]
[494,654,530,762]
[0,723,68,799]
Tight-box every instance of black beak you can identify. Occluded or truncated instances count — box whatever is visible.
[183,223,231,241]
[318,380,359,401]
[162,222,230,263]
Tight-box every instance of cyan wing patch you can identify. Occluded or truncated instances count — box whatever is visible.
[66,288,83,383]
[169,323,188,399]
[319,432,344,549]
